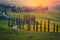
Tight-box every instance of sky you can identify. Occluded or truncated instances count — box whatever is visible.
[0,0,60,8]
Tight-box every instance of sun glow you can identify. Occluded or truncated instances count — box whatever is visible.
[6,0,60,7]
[19,0,51,7]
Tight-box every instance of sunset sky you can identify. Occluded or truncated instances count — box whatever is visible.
[0,0,60,8]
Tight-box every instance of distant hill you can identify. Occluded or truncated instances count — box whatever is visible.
[0,4,49,12]
[21,5,48,12]
[51,5,60,11]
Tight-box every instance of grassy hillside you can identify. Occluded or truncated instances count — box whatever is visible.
[0,26,60,40]
[0,20,60,40]
[0,10,60,40]
[7,10,60,32]
[7,10,60,21]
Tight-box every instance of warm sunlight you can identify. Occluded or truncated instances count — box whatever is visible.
[19,0,51,7]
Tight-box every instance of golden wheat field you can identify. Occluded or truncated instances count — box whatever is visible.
[6,10,60,32]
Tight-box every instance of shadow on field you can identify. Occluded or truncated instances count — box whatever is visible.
[48,32,60,40]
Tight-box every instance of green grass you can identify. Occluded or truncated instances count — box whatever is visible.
[0,11,3,16]
[0,26,60,40]
[0,20,8,27]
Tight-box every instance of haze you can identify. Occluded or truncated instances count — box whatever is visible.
[0,0,60,8]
